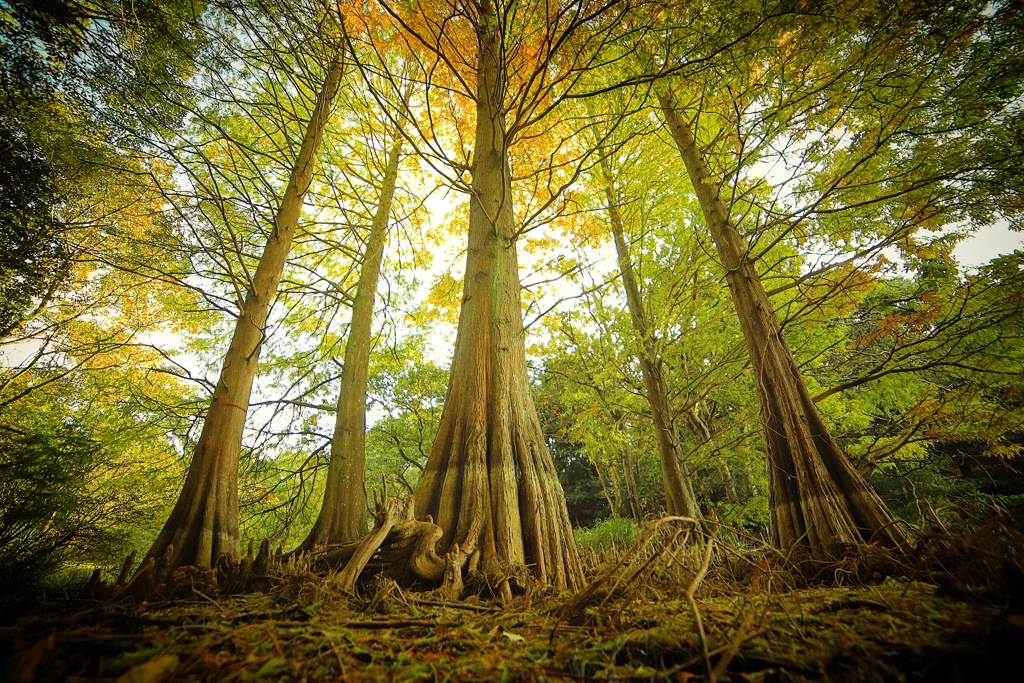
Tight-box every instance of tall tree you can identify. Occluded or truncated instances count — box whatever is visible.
[300,126,405,548]
[598,153,701,518]
[661,93,908,553]
[652,0,1024,555]
[139,45,347,570]
[402,0,624,590]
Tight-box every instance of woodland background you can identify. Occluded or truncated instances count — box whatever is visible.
[2,0,1023,590]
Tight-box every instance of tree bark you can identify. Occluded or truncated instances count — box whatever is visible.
[599,154,701,518]
[594,456,621,518]
[299,134,404,549]
[412,0,583,591]
[719,459,740,504]
[622,440,644,520]
[139,53,346,570]
[659,90,909,555]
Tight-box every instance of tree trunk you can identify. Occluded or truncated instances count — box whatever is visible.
[686,400,739,503]
[594,457,621,518]
[599,155,701,518]
[659,90,909,555]
[139,54,346,570]
[412,0,582,591]
[719,459,740,504]
[622,440,644,520]
[299,134,404,549]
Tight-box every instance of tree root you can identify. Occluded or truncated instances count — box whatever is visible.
[319,489,473,593]
[559,516,703,623]
[111,489,474,600]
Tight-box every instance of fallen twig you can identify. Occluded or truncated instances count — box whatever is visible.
[685,531,716,683]
[408,596,502,612]
[331,618,439,629]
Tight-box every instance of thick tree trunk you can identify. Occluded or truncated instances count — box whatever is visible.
[412,0,583,591]
[599,155,701,518]
[659,90,909,555]
[139,54,346,570]
[299,134,403,549]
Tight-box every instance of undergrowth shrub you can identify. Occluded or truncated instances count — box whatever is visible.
[867,457,1010,530]
[714,496,770,535]
[0,422,129,585]
[574,517,639,549]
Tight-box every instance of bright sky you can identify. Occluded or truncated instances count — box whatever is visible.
[953,220,1023,267]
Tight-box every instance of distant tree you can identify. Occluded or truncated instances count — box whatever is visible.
[0,0,202,337]
[597,151,701,518]
[0,418,137,584]
[365,338,449,496]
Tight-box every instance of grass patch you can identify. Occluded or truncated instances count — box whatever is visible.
[574,517,639,548]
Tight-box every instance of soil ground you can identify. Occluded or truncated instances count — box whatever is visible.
[2,575,1021,682]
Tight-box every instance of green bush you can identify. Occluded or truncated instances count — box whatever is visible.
[574,516,639,549]
[715,496,770,535]
[0,422,127,585]
[868,455,1024,530]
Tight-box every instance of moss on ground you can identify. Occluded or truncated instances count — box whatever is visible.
[1,577,1018,682]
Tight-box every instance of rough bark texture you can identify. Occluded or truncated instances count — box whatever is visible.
[139,55,346,571]
[300,135,404,549]
[412,0,583,591]
[659,90,909,555]
[599,155,701,518]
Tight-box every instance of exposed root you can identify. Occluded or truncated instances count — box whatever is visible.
[440,544,466,600]
[334,497,408,592]
[113,488,474,601]
[560,516,705,623]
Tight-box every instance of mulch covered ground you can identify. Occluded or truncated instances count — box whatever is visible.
[2,575,1019,682]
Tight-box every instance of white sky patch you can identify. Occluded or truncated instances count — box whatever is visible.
[0,339,42,368]
[953,219,1022,267]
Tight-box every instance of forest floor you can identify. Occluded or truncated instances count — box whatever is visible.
[2,566,1021,682]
